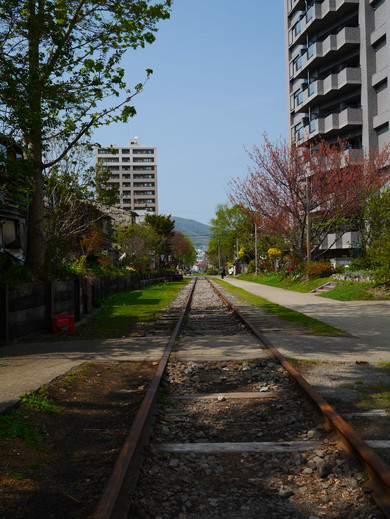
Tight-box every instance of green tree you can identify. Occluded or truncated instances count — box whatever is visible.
[44,145,119,265]
[145,213,175,267]
[360,188,390,283]
[114,223,160,272]
[207,204,254,267]
[0,0,171,274]
[170,231,196,269]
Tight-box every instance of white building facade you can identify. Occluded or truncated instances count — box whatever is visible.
[95,137,158,219]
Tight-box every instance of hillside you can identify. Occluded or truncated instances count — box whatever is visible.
[172,216,210,250]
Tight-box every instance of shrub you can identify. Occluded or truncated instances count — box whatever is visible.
[307,262,334,279]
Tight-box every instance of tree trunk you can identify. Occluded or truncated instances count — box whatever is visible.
[25,0,46,273]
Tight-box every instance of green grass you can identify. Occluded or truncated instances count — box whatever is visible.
[0,413,43,445]
[319,281,379,301]
[236,272,390,301]
[214,279,345,335]
[237,272,332,293]
[20,392,58,413]
[76,280,189,339]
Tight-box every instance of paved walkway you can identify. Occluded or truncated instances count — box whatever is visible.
[221,277,390,364]
[0,337,168,413]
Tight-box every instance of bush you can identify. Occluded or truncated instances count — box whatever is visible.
[307,262,334,279]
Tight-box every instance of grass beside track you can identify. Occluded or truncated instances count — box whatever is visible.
[236,273,390,301]
[214,278,345,336]
[75,280,189,339]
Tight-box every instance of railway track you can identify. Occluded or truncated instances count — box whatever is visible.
[93,277,390,519]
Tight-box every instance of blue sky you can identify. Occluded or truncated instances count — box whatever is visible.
[93,2,286,226]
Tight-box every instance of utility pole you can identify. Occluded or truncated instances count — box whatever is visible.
[306,175,311,264]
[218,239,221,270]
[255,223,258,275]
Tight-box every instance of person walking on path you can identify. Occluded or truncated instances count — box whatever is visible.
[219,266,226,279]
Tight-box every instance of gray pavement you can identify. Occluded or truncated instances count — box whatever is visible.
[221,277,390,364]
[0,337,168,412]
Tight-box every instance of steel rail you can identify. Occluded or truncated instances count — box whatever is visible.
[208,277,390,518]
[92,278,197,519]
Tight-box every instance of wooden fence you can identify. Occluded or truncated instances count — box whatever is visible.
[0,271,179,342]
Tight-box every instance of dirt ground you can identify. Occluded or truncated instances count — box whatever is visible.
[0,361,156,519]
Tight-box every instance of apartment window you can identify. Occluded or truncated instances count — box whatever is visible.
[309,119,317,133]
[291,55,302,75]
[98,157,119,163]
[134,198,155,204]
[134,182,155,187]
[145,207,155,212]
[123,199,131,204]
[307,43,314,59]
[135,190,154,196]
[133,166,155,171]
[123,182,131,187]
[121,149,130,154]
[308,81,315,96]
[133,157,154,162]
[294,122,304,140]
[111,174,120,179]
[108,166,120,171]
[134,174,154,179]
[294,89,303,106]
[98,148,113,154]
[122,190,131,195]
[133,149,154,154]
[306,6,313,22]
[122,166,130,171]
[293,20,301,37]
[122,174,131,179]
[122,158,130,163]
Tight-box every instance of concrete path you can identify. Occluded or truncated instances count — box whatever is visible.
[220,278,390,363]
[0,337,168,412]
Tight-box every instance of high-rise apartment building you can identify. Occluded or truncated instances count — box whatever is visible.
[284,0,390,152]
[95,137,158,218]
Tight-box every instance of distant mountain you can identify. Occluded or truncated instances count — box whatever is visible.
[172,216,210,250]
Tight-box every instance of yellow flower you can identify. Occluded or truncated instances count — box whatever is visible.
[268,248,281,257]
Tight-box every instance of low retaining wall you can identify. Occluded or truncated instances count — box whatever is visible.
[0,271,177,342]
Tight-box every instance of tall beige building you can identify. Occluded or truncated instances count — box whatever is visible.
[95,137,158,218]
[285,0,390,152]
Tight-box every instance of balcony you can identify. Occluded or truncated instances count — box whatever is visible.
[297,67,361,111]
[292,26,360,79]
[289,0,359,47]
[318,231,360,251]
[295,107,362,143]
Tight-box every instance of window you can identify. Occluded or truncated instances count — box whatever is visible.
[308,81,315,96]
[108,166,119,170]
[309,119,317,133]
[134,190,154,195]
[98,148,114,154]
[133,166,154,171]
[294,89,303,106]
[133,149,154,154]
[122,174,131,179]
[307,43,314,59]
[134,198,155,204]
[291,55,302,76]
[111,174,120,179]
[122,190,131,195]
[122,166,130,171]
[98,157,119,163]
[123,199,131,204]
[293,20,301,37]
[134,182,155,187]
[121,149,130,154]
[134,174,154,179]
[123,182,131,187]
[122,158,130,163]
[133,157,154,162]
[306,6,313,22]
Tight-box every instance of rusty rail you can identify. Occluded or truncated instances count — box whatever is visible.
[208,277,390,517]
[92,278,197,519]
